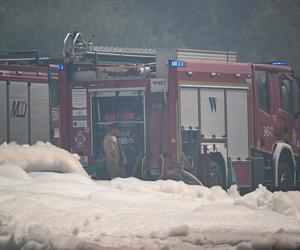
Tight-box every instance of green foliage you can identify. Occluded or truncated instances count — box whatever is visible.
[240,0,300,73]
[0,0,299,72]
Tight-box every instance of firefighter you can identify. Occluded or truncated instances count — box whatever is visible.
[102,122,127,179]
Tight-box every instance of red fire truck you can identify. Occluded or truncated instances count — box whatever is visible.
[1,33,299,192]
[0,51,60,147]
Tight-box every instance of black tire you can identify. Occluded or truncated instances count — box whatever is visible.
[278,161,293,191]
[209,160,224,188]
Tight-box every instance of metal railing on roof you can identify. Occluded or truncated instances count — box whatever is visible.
[63,32,237,65]
[92,46,156,56]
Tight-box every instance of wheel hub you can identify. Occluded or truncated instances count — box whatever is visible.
[280,173,290,190]
[210,172,219,186]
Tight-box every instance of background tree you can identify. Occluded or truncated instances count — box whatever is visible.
[240,0,300,74]
[0,0,299,73]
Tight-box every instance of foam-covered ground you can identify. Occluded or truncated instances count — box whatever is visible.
[0,142,300,250]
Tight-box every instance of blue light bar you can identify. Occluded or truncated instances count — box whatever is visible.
[271,61,288,66]
[58,64,64,71]
[169,60,186,68]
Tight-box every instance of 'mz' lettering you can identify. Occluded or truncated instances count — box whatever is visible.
[10,100,28,118]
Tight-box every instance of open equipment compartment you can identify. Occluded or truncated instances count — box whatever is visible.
[90,87,146,176]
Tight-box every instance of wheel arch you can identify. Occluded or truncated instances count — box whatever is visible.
[273,142,296,187]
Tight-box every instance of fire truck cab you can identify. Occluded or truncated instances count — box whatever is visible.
[251,64,300,190]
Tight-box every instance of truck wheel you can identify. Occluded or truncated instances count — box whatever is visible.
[209,160,224,188]
[278,161,293,191]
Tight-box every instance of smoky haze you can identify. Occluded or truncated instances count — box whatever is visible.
[0,0,300,73]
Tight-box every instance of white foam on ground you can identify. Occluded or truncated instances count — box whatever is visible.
[234,185,300,219]
[0,141,88,176]
[0,164,31,181]
[0,142,299,249]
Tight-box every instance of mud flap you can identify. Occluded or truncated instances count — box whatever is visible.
[227,159,238,188]
[251,156,264,188]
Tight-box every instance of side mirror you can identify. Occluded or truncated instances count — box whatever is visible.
[294,112,300,119]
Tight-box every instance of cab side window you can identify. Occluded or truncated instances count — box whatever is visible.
[281,78,293,114]
[294,79,300,118]
[257,71,270,113]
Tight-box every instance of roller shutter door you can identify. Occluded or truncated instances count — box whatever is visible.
[0,81,7,143]
[180,87,198,129]
[30,83,50,144]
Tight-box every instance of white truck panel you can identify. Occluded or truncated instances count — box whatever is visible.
[200,89,225,137]
[9,81,29,144]
[180,88,198,129]
[0,81,7,143]
[226,90,249,160]
[30,83,50,144]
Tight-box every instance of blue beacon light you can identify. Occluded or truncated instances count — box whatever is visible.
[169,60,186,67]
[271,61,288,66]
[58,64,64,71]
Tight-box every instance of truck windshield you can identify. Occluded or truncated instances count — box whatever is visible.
[281,78,294,114]
[256,71,270,113]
